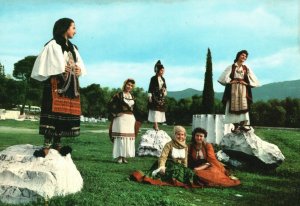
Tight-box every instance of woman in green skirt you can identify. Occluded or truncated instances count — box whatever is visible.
[132,126,200,188]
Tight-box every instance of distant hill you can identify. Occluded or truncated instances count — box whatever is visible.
[168,88,202,100]
[168,79,300,101]
[252,79,300,101]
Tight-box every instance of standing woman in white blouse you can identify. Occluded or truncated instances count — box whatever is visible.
[31,18,86,157]
[218,50,259,132]
[109,79,137,164]
[148,60,167,131]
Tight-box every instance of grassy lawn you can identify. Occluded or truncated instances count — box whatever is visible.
[0,120,299,206]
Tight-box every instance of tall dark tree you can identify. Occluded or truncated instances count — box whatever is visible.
[13,56,37,114]
[0,63,5,77]
[0,63,5,104]
[201,48,215,114]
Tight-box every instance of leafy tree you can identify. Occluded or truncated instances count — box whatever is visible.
[269,106,286,127]
[214,99,224,114]
[283,97,300,127]
[131,87,148,121]
[165,97,178,125]
[190,95,202,114]
[176,98,192,124]
[0,77,23,108]
[80,84,106,117]
[13,56,38,114]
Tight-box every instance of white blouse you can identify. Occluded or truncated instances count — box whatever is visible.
[171,147,186,159]
[123,92,135,107]
[218,63,260,87]
[31,40,86,81]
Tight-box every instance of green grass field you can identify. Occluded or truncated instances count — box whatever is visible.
[0,120,299,206]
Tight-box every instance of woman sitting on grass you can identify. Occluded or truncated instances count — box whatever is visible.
[131,126,198,188]
[188,127,241,187]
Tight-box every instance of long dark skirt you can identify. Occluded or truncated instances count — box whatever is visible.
[39,75,81,137]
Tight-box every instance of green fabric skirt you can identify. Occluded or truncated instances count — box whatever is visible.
[131,160,201,188]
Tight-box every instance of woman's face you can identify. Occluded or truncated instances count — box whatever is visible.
[65,22,76,39]
[157,68,164,76]
[124,82,134,93]
[194,132,205,144]
[238,53,247,63]
[175,131,186,142]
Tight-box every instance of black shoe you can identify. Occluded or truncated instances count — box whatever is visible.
[231,124,240,134]
[240,126,251,132]
[231,129,240,134]
[59,146,72,156]
[33,148,49,158]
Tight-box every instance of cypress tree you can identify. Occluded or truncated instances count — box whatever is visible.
[202,48,215,114]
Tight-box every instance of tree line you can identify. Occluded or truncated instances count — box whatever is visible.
[0,52,299,128]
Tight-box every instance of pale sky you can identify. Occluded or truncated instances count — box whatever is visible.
[0,0,299,92]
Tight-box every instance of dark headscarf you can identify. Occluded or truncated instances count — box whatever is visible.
[46,18,77,61]
[154,60,164,73]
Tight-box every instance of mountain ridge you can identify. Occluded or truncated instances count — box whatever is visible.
[168,79,300,101]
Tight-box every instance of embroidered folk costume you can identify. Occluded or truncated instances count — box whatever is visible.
[31,18,86,156]
[108,79,138,163]
[148,60,167,130]
[218,50,259,132]
[188,128,240,187]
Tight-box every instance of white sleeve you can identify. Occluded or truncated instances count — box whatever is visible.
[218,65,232,86]
[74,47,87,76]
[31,40,65,81]
[247,66,260,87]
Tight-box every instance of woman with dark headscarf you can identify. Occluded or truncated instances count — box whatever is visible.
[147,60,167,131]
[218,50,259,132]
[188,127,241,187]
[31,18,86,157]
[108,79,138,164]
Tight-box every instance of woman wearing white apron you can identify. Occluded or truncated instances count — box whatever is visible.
[148,60,167,131]
[218,50,259,132]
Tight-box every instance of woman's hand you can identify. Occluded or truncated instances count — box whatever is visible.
[75,65,81,77]
[240,80,248,85]
[117,113,124,117]
[162,87,167,96]
[193,167,202,171]
[159,167,166,175]
[193,163,210,171]
[65,65,71,73]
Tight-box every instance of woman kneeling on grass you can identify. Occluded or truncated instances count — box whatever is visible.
[188,127,241,187]
[131,126,199,188]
